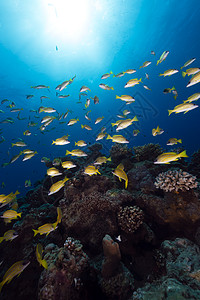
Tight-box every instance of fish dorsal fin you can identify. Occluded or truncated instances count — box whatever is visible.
[117,163,124,170]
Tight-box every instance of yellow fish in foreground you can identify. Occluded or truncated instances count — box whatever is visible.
[84,165,100,176]
[66,149,87,157]
[52,136,70,145]
[48,177,69,196]
[0,230,18,243]
[1,210,22,223]
[0,260,30,293]
[47,167,62,177]
[124,78,142,88]
[112,163,128,189]
[61,160,77,169]
[36,244,48,269]
[168,102,198,115]
[94,156,111,165]
[186,71,200,88]
[33,222,57,236]
[154,150,188,164]
[107,134,129,143]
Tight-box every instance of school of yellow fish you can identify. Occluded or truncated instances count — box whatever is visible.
[0,50,200,291]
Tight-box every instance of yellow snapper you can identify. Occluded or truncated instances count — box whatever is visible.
[116,95,135,103]
[48,177,69,195]
[186,71,200,87]
[94,156,111,165]
[84,165,101,176]
[52,136,70,145]
[139,61,151,68]
[33,222,57,236]
[22,151,37,161]
[112,163,128,189]
[96,132,106,141]
[167,138,182,146]
[66,149,87,157]
[156,50,169,65]
[75,140,87,147]
[61,160,77,169]
[80,85,90,93]
[116,116,138,131]
[31,85,49,89]
[182,67,200,78]
[124,69,136,74]
[1,210,22,223]
[184,93,200,103]
[95,117,104,124]
[47,167,62,177]
[124,78,142,88]
[23,130,31,136]
[0,230,18,243]
[154,150,188,164]
[0,260,30,293]
[99,83,114,90]
[101,71,113,79]
[133,129,140,136]
[67,118,79,126]
[181,58,196,69]
[11,141,27,147]
[39,106,56,113]
[152,125,164,136]
[36,244,48,269]
[107,134,129,143]
[81,124,92,130]
[159,69,179,77]
[168,102,198,115]
[54,207,62,226]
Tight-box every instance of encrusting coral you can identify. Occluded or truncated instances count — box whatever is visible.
[117,206,144,234]
[154,169,198,193]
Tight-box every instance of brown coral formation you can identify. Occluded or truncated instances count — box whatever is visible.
[154,169,198,192]
[101,234,121,279]
[117,206,144,233]
[133,143,162,162]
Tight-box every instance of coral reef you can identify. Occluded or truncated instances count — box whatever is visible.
[117,206,144,234]
[101,234,121,279]
[38,239,88,300]
[154,168,198,192]
[110,144,133,166]
[133,143,162,162]
[188,149,200,179]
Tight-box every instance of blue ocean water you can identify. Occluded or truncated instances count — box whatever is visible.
[0,0,200,196]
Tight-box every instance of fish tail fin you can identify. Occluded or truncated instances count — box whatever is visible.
[77,118,79,121]
[125,179,128,189]
[156,60,159,65]
[41,259,48,269]
[159,73,163,76]
[180,66,183,69]
[182,71,186,78]
[15,190,20,196]
[172,86,176,90]
[133,116,138,122]
[116,95,120,99]
[168,110,173,116]
[97,170,101,175]
[33,229,38,237]
[139,78,142,82]
[0,237,4,243]
[139,66,142,69]
[179,150,188,158]
[81,124,84,128]
[111,87,114,90]
[63,177,69,184]
[107,157,112,161]
[65,150,70,155]
[110,71,113,74]
[75,142,77,146]
[18,212,22,218]
[111,123,115,127]
[178,139,182,143]
[11,143,15,147]
[0,280,6,293]
[106,134,112,140]
[52,141,55,145]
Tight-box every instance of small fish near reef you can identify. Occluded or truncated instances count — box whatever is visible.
[0,260,30,292]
